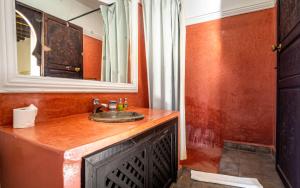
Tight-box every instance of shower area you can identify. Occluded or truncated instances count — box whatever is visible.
[181,6,276,172]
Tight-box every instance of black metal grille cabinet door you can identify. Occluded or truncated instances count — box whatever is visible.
[148,125,177,188]
[82,118,178,188]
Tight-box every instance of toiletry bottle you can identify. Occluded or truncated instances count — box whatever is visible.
[117,98,124,111]
[124,98,128,109]
[108,100,117,111]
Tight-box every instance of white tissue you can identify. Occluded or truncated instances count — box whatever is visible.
[13,104,38,129]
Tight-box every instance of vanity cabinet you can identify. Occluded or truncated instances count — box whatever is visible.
[82,118,178,188]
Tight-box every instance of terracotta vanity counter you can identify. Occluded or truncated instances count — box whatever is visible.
[0,107,179,188]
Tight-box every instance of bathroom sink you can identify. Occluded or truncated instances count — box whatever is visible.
[89,111,145,123]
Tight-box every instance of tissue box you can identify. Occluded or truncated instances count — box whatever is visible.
[13,104,38,129]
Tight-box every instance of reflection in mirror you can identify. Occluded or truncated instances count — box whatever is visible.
[15,0,131,83]
[16,9,41,76]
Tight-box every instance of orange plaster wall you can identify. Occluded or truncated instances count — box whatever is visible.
[0,5,148,127]
[185,8,276,147]
[83,35,102,81]
[0,133,64,188]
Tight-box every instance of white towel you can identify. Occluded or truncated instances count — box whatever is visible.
[191,170,263,188]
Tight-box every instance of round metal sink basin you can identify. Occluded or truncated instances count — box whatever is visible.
[89,111,145,123]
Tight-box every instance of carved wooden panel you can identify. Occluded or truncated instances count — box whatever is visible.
[279,0,300,40]
[277,1,300,187]
[279,37,300,80]
[277,90,300,188]
[44,14,83,79]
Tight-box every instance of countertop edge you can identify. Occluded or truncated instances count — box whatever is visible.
[63,112,179,161]
[0,128,65,155]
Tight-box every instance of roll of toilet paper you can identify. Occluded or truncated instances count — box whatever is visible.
[13,104,38,129]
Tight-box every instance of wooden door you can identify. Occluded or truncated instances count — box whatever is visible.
[44,14,83,79]
[276,0,300,187]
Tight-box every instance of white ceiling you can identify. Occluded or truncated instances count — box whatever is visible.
[75,0,111,9]
[184,0,276,25]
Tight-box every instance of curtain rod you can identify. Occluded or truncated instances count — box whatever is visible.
[67,3,113,22]
[67,8,101,22]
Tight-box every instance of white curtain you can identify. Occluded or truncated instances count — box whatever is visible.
[142,0,187,160]
[100,0,130,83]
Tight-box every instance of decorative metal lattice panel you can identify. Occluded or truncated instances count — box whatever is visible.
[104,150,146,188]
[150,128,174,188]
[83,118,178,188]
[87,144,148,188]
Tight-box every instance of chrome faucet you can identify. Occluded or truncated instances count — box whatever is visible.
[92,98,107,114]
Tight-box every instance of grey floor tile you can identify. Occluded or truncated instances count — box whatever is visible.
[239,162,262,173]
[260,177,285,188]
[219,161,239,176]
[221,149,240,164]
[173,147,284,188]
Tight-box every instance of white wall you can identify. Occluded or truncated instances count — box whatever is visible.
[18,0,104,40]
[19,0,277,34]
[17,38,31,75]
[184,0,276,25]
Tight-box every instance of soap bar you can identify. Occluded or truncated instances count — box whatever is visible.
[13,104,38,129]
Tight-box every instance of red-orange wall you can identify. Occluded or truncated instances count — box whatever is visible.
[83,35,102,81]
[185,8,276,146]
[0,5,148,127]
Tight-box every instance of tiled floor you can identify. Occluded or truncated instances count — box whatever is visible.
[172,148,284,188]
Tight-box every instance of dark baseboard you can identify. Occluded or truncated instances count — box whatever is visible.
[224,140,273,155]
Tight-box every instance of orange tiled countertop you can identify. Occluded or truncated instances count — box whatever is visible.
[0,107,179,188]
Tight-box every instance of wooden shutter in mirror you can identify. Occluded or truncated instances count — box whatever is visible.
[44,14,83,79]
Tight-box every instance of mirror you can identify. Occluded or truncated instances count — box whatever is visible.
[15,0,132,84]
